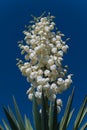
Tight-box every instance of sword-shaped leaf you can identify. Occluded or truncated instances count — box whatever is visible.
[3,107,19,130]
[13,97,25,130]
[80,122,87,130]
[73,96,87,130]
[66,109,74,128]
[25,115,33,130]
[2,120,10,130]
[32,94,41,130]
[59,89,74,130]
[79,108,87,126]
[7,106,19,128]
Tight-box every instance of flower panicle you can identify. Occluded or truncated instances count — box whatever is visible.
[17,13,73,107]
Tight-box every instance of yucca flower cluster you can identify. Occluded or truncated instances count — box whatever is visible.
[17,13,72,109]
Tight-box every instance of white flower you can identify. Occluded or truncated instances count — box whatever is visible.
[58,51,63,57]
[50,64,56,71]
[38,69,43,75]
[28,93,33,100]
[35,92,42,99]
[57,78,64,85]
[56,99,62,106]
[37,76,42,80]
[62,45,69,52]
[41,17,46,22]
[48,59,54,65]
[26,68,31,75]
[37,85,42,92]
[57,106,61,113]
[51,83,57,89]
[51,47,57,53]
[25,55,29,60]
[56,42,62,49]
[43,83,50,90]
[29,52,35,59]
[48,94,56,101]
[56,35,61,40]
[49,43,54,48]
[38,30,43,35]
[44,26,50,32]
[50,24,54,30]
[52,37,56,43]
[30,72,37,79]
[44,70,50,76]
[65,78,72,86]
[23,45,29,52]
[32,25,35,28]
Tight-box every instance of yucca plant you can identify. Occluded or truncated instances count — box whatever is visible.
[1,12,87,130]
[0,89,87,130]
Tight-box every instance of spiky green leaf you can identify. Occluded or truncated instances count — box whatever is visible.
[80,122,87,130]
[66,109,74,128]
[13,97,25,130]
[59,88,74,130]
[25,115,33,130]
[73,96,87,130]
[79,108,87,125]
[7,106,19,128]
[2,120,10,130]
[3,107,19,130]
[33,94,41,130]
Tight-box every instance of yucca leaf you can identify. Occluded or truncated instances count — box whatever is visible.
[7,106,19,128]
[53,100,57,130]
[73,96,87,130]
[25,115,33,130]
[3,107,19,130]
[33,94,41,130]
[59,88,74,130]
[41,91,48,130]
[13,97,25,130]
[2,120,10,130]
[80,122,87,130]
[79,108,87,125]
[49,102,53,130]
[66,109,74,128]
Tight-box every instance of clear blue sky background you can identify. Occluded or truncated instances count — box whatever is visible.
[0,0,87,129]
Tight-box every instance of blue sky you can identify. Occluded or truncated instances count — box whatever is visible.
[0,0,87,129]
